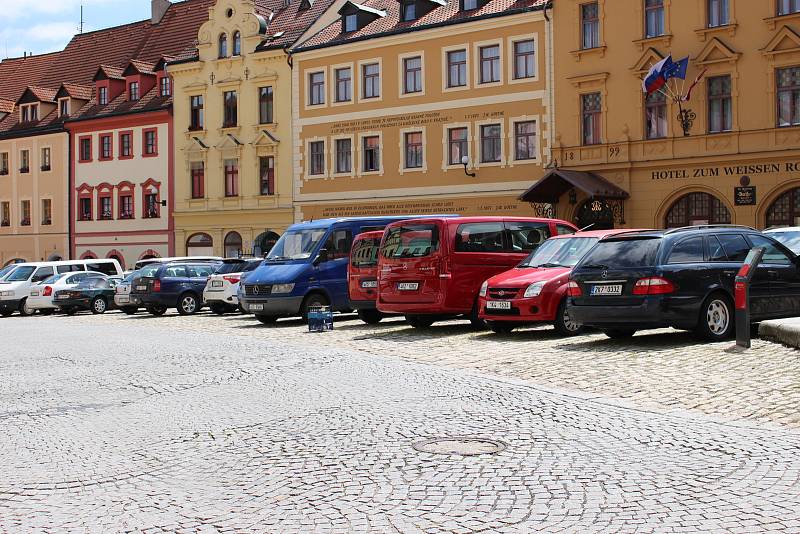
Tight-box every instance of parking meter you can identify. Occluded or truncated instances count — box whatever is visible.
[734,247,764,349]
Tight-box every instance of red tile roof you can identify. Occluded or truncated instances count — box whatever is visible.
[136,0,216,63]
[256,0,340,50]
[0,52,59,101]
[297,0,548,50]
[24,86,58,104]
[0,99,14,114]
[59,83,94,101]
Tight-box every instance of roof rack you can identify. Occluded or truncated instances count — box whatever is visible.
[663,224,756,234]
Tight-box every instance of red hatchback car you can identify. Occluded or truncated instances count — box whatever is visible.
[478,229,643,335]
[348,230,385,324]
[377,216,577,328]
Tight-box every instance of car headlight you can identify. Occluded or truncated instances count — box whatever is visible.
[271,283,295,294]
[523,281,546,298]
[479,280,488,297]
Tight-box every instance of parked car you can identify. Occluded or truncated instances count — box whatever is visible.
[0,264,19,280]
[348,231,386,324]
[29,271,106,315]
[568,225,800,341]
[240,216,456,324]
[377,216,578,328]
[54,276,118,315]
[763,226,800,254]
[133,256,222,271]
[114,271,142,315]
[478,229,640,335]
[203,258,263,314]
[133,261,221,316]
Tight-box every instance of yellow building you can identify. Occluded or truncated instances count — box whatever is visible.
[291,0,552,221]
[525,0,800,229]
[169,0,336,257]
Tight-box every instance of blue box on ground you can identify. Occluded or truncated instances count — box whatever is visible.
[308,306,333,332]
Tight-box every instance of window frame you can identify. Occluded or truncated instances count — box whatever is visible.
[707,0,729,27]
[78,136,93,163]
[142,128,158,157]
[444,47,469,91]
[333,66,353,103]
[479,122,503,164]
[645,90,668,139]
[259,156,275,196]
[777,66,800,128]
[119,130,134,160]
[778,0,800,16]
[258,86,274,124]
[190,94,205,130]
[359,60,382,101]
[190,161,205,199]
[159,76,171,97]
[707,75,733,134]
[475,41,502,85]
[308,140,326,176]
[513,119,538,162]
[19,199,31,226]
[511,38,536,80]
[19,150,29,173]
[400,53,424,96]
[308,70,326,106]
[224,159,239,197]
[223,90,238,128]
[403,130,424,170]
[129,81,140,102]
[40,146,51,171]
[334,137,353,175]
[361,134,381,174]
[41,198,52,225]
[581,2,600,50]
[98,187,114,221]
[99,133,113,161]
[117,182,135,220]
[581,92,602,145]
[644,0,665,39]
[446,125,470,167]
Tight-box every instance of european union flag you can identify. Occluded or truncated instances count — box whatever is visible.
[663,56,689,81]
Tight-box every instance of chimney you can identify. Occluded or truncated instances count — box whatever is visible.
[151,0,171,24]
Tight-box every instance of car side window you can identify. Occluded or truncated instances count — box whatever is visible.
[57,265,73,274]
[164,265,187,277]
[557,224,576,235]
[190,265,215,277]
[717,234,750,262]
[506,222,551,253]
[707,236,727,262]
[747,235,793,266]
[667,237,705,263]
[323,229,353,260]
[32,266,54,282]
[67,273,87,284]
[455,223,505,253]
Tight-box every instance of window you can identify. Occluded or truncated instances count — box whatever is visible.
[507,221,551,252]
[218,33,228,58]
[59,99,69,117]
[129,82,139,101]
[98,86,108,105]
[20,150,29,173]
[581,2,600,49]
[402,0,415,20]
[667,237,705,263]
[190,161,205,199]
[190,95,204,130]
[0,202,8,226]
[645,90,667,139]
[455,222,505,252]
[708,0,728,27]
[777,67,800,127]
[144,192,159,218]
[40,147,51,171]
[224,159,239,197]
[479,45,500,83]
[717,234,750,262]
[0,152,7,174]
[480,124,501,163]
[323,229,353,260]
[447,50,467,88]
[513,40,535,79]
[362,63,380,98]
[344,14,358,32]
[403,56,422,94]
[645,0,664,38]
[259,156,275,195]
[120,194,133,219]
[20,200,30,226]
[259,87,273,123]
[232,31,241,56]
[99,195,113,220]
[363,136,380,172]
[80,138,91,161]
[404,132,423,169]
[707,235,727,261]
[748,235,793,266]
[79,197,92,221]
[159,76,171,97]
[223,90,238,127]
[335,67,352,102]
[309,72,325,105]
[143,130,157,155]
[708,75,732,133]
[582,92,602,145]
[100,134,112,160]
[224,232,243,258]
[335,138,351,173]
[20,104,37,122]
[463,0,478,10]
[665,192,730,227]
[120,132,132,158]
[448,127,468,165]
[778,0,800,15]
[309,141,325,175]
[514,121,536,160]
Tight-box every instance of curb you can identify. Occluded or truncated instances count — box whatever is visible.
[759,319,800,350]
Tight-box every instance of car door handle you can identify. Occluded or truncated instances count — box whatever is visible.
[722,270,736,276]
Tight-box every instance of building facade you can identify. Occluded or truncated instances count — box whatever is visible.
[527,0,800,230]
[291,0,551,221]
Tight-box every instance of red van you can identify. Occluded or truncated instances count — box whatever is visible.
[478,229,641,335]
[348,230,385,324]
[377,216,577,328]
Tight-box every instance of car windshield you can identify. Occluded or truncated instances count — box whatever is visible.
[243,260,262,272]
[123,272,138,283]
[215,262,247,274]
[0,265,18,280]
[351,237,381,268]
[42,273,68,285]
[381,224,439,259]
[579,237,661,268]
[519,237,599,268]
[768,230,800,254]
[267,229,328,260]
[5,266,35,281]
[138,264,162,277]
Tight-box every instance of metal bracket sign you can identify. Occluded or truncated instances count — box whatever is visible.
[733,247,765,350]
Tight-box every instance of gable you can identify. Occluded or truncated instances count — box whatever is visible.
[631,47,665,74]
[763,25,800,58]
[695,37,740,66]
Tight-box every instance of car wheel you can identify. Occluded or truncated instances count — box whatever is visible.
[121,307,138,315]
[602,329,637,339]
[177,293,199,315]
[301,293,329,323]
[487,321,515,335]
[553,298,585,336]
[147,305,167,316]
[405,315,435,329]
[694,293,734,341]
[18,298,33,317]
[357,309,383,325]
[209,303,227,315]
[91,296,107,314]
[39,309,55,316]
[1,310,13,317]
[256,314,278,324]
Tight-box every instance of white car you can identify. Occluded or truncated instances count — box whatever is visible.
[0,264,20,281]
[203,258,263,314]
[28,272,107,314]
[114,271,141,314]
[763,227,800,255]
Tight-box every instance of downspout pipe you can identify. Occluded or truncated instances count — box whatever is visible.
[544,0,556,168]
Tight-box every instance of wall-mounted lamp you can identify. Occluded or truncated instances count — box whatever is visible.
[160,200,167,207]
[461,155,476,178]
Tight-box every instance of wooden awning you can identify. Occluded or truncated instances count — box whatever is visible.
[518,168,629,203]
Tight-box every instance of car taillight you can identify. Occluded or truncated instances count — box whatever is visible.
[566,281,582,297]
[43,286,52,297]
[632,277,675,295]
[223,275,240,284]
[153,280,161,292]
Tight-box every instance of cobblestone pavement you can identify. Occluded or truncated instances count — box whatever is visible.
[2,313,800,532]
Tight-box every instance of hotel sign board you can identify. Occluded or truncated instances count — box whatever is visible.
[734,186,756,206]
[651,162,800,180]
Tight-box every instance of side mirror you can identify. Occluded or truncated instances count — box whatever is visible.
[314,248,329,266]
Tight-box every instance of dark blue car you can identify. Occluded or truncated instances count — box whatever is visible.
[132,261,221,316]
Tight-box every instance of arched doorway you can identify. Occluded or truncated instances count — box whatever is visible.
[253,231,280,256]
[224,231,243,258]
[574,199,615,230]
[766,187,800,227]
[186,233,214,256]
[665,192,730,228]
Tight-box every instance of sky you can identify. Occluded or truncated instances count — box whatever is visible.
[1,0,152,59]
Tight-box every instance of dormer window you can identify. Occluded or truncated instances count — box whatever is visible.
[159,77,171,97]
[402,0,415,20]
[218,34,228,58]
[58,98,69,117]
[344,14,358,32]
[129,82,140,101]
[99,86,108,105]
[232,31,241,56]
[20,104,38,123]
[462,0,478,10]
[339,2,386,35]
[300,0,313,9]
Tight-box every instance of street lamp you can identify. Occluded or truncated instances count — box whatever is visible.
[461,155,476,178]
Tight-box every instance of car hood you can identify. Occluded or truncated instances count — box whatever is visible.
[487,266,572,287]
[245,263,310,285]
[0,280,26,289]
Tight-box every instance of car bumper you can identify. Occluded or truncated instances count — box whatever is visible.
[28,297,57,310]
[114,295,137,307]
[55,297,91,309]
[239,295,303,316]
[203,289,238,305]
[348,298,377,311]
[0,298,21,312]
[138,294,174,308]
[479,297,554,323]
[568,295,700,330]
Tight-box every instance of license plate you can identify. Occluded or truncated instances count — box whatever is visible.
[56,294,68,300]
[212,280,223,288]
[118,296,130,303]
[136,285,147,291]
[249,303,264,311]
[361,280,378,289]
[30,291,39,297]
[591,284,623,296]
[486,300,512,310]
[397,282,419,291]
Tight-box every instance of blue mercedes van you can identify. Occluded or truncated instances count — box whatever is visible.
[240,216,455,324]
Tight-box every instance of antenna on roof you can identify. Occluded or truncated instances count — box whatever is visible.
[78,4,84,34]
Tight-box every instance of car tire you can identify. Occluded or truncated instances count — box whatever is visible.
[405,315,435,329]
[256,314,278,324]
[147,305,167,316]
[1,310,13,317]
[469,300,487,330]
[177,293,200,316]
[357,309,383,324]
[39,309,55,316]
[18,298,33,317]
[90,296,107,315]
[301,293,329,323]
[209,303,227,315]
[553,298,585,337]
[487,321,514,335]
[694,293,734,341]
[121,307,138,315]
[602,329,637,339]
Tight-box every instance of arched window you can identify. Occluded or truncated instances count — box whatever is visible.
[218,33,228,58]
[224,231,243,258]
[142,179,161,219]
[766,187,800,227]
[232,31,241,56]
[80,251,98,260]
[187,233,214,256]
[665,192,730,228]
[254,231,280,256]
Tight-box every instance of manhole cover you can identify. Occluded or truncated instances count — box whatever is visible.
[412,437,507,456]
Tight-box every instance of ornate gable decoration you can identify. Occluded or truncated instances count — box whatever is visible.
[762,25,800,58]
[631,47,665,75]
[695,37,740,66]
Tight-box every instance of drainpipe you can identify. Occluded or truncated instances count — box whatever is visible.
[67,128,73,260]
[544,0,556,168]
[283,45,293,69]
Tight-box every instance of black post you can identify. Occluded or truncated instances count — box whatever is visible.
[733,247,765,350]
